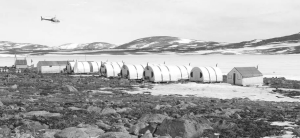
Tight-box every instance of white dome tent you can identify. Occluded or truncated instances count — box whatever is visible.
[143,64,163,82]
[87,61,101,73]
[143,63,192,82]
[100,62,123,77]
[190,66,223,83]
[161,65,181,81]
[121,63,145,79]
[176,65,193,80]
[211,67,223,82]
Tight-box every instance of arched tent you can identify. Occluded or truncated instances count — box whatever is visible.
[73,61,91,73]
[211,67,223,82]
[176,65,193,80]
[66,61,76,73]
[100,62,123,77]
[144,65,163,82]
[121,64,145,79]
[162,65,181,81]
[205,67,217,82]
[190,67,211,82]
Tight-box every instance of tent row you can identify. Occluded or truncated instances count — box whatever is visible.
[35,60,263,86]
[100,63,223,83]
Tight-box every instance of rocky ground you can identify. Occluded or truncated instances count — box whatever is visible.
[1,70,300,138]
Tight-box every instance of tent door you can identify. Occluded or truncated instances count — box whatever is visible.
[233,73,236,85]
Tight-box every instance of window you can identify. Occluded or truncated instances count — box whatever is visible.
[127,70,129,77]
[200,72,203,78]
[190,72,193,77]
[151,72,154,78]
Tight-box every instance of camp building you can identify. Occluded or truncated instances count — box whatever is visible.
[15,59,28,69]
[227,67,263,86]
[37,61,68,73]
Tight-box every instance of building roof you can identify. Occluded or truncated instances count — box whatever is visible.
[37,61,68,66]
[15,59,27,65]
[234,67,263,78]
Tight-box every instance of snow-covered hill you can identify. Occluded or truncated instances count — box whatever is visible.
[56,42,117,50]
[114,33,300,54]
[0,41,50,50]
[116,36,222,51]
[1,32,300,55]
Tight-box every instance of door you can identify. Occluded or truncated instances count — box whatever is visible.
[233,73,236,85]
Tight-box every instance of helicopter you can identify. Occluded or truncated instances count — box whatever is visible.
[41,16,60,23]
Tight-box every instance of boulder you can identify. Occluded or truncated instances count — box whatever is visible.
[97,132,137,138]
[96,121,112,131]
[54,127,104,138]
[111,124,129,133]
[212,119,236,130]
[68,106,85,111]
[141,130,153,138]
[10,84,18,89]
[154,117,212,138]
[0,125,11,137]
[116,107,132,113]
[129,122,147,135]
[54,127,88,138]
[138,114,171,124]
[101,108,117,115]
[24,111,61,118]
[139,122,158,134]
[21,120,49,131]
[87,106,102,114]
[43,129,61,138]
[64,85,78,92]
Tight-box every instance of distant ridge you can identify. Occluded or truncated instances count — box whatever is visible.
[1,32,300,55]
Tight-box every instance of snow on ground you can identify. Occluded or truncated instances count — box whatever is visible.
[128,83,300,102]
[264,121,298,138]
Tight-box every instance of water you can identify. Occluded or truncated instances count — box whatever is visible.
[1,54,300,80]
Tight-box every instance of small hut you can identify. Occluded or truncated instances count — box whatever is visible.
[227,67,263,86]
[15,58,27,69]
[37,61,68,73]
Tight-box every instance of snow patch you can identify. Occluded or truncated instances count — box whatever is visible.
[250,39,262,43]
[174,39,193,43]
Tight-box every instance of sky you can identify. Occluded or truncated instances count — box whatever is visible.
[1,0,300,46]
